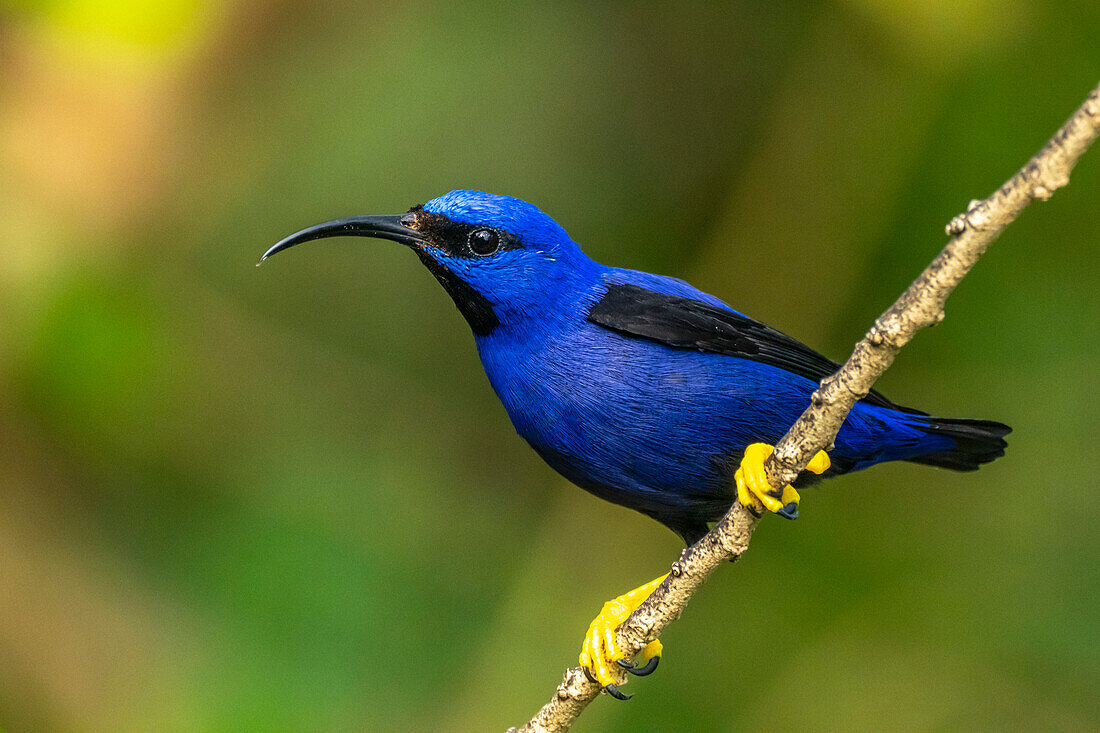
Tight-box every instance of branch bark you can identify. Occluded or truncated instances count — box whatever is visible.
[509,81,1100,733]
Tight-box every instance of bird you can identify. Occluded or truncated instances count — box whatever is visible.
[261,189,1010,699]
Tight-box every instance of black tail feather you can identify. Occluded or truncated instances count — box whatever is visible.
[907,417,1011,471]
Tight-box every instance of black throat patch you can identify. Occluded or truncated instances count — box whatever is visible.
[415,251,499,336]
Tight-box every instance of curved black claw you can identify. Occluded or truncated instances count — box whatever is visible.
[626,655,659,677]
[582,666,598,684]
[776,501,799,520]
[745,504,762,518]
[616,659,636,670]
[605,683,632,701]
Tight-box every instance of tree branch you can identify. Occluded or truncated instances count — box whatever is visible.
[509,81,1100,733]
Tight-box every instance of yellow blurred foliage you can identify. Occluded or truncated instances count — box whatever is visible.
[3,0,216,60]
[840,0,1028,65]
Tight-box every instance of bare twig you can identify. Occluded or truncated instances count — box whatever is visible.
[509,82,1100,733]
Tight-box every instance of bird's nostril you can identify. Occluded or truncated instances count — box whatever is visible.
[400,213,417,228]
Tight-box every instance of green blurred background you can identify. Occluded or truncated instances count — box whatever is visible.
[1,1,1097,730]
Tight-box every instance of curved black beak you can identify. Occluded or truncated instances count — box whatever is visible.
[259,215,424,264]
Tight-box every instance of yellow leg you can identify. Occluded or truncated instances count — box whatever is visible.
[579,574,667,699]
[734,443,830,519]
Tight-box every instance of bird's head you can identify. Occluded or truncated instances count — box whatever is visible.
[261,190,594,336]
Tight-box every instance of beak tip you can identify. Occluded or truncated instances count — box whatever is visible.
[258,240,289,264]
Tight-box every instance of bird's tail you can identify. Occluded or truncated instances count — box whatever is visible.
[905,417,1012,471]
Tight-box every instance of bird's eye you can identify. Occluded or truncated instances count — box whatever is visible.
[468,228,501,256]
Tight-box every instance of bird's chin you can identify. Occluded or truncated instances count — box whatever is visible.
[411,242,448,260]
[413,251,499,337]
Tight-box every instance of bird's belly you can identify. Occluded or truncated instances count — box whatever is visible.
[479,336,814,506]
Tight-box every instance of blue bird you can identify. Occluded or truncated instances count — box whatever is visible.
[262,190,1009,697]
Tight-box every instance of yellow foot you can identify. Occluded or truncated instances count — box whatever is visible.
[734,442,830,520]
[579,574,667,700]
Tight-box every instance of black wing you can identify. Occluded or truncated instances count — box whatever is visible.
[587,283,918,413]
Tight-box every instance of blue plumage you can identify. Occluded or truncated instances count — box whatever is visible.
[265,190,1010,544]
